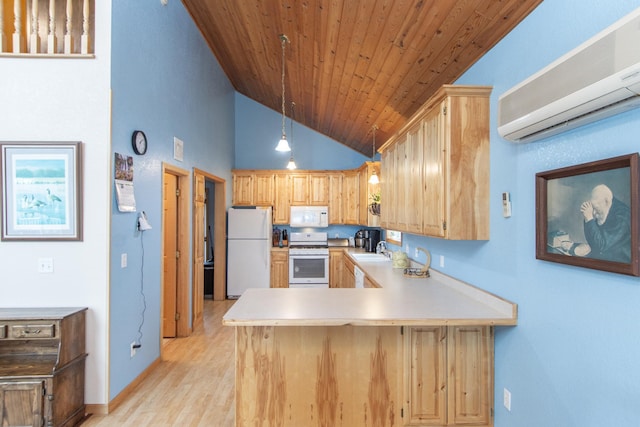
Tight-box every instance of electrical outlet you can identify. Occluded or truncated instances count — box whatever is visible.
[37,258,54,273]
[405,244,409,253]
[503,388,511,411]
[440,255,445,268]
[130,341,137,358]
[414,248,419,258]
[121,253,127,268]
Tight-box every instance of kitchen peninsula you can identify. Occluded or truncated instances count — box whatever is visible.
[223,252,517,427]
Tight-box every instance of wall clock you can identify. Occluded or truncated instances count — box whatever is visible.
[131,130,148,155]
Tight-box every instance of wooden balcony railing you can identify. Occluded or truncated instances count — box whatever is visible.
[1,0,94,56]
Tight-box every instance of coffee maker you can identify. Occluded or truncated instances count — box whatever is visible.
[364,229,381,252]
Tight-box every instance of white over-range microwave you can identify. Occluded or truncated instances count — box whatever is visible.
[290,206,328,228]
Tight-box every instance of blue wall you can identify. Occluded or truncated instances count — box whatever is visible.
[391,1,640,426]
[235,93,369,170]
[109,1,235,399]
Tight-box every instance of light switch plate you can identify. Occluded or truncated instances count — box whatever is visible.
[503,388,511,411]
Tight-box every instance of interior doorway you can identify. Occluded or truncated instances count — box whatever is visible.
[162,164,190,339]
[192,168,226,327]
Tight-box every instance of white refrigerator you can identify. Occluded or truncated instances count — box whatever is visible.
[227,206,272,298]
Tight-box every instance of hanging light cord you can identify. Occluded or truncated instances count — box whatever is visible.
[372,125,377,159]
[290,102,295,147]
[280,35,288,139]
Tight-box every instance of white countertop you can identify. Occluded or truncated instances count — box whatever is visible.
[222,249,517,327]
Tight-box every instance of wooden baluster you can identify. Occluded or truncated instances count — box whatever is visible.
[0,1,5,52]
[47,0,56,54]
[63,0,72,54]
[30,0,40,53]
[13,0,23,53]
[81,0,89,54]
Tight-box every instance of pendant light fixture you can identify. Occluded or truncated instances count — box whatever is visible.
[368,125,379,184]
[275,34,291,152]
[286,102,297,170]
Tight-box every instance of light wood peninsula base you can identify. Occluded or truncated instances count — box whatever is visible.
[233,324,493,427]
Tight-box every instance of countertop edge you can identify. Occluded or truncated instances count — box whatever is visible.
[222,317,518,327]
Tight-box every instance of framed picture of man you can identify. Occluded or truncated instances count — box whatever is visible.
[536,153,639,276]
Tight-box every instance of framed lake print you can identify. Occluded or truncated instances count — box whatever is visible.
[1,142,83,241]
[536,153,639,276]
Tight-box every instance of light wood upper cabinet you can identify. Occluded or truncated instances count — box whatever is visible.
[231,171,274,206]
[342,170,359,225]
[358,162,380,227]
[328,173,343,224]
[254,172,275,205]
[232,172,254,205]
[380,85,491,240]
[290,174,309,205]
[406,123,424,234]
[443,88,491,240]
[309,174,330,205]
[273,174,291,224]
[394,135,408,231]
[380,148,397,229]
[232,165,379,226]
[422,104,446,238]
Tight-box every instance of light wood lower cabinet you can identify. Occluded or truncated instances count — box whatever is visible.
[341,253,356,288]
[270,249,289,288]
[405,325,493,426]
[234,325,403,427]
[232,324,494,427]
[329,248,344,288]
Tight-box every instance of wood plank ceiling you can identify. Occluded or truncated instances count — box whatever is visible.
[182,0,542,156]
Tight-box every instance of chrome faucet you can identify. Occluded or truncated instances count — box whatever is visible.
[376,241,389,257]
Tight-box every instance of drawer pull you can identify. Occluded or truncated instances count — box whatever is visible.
[11,324,55,338]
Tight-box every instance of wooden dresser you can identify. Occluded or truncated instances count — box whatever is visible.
[0,307,87,427]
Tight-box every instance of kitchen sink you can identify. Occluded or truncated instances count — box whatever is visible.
[350,253,390,262]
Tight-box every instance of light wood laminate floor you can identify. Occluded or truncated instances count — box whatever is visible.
[83,299,236,427]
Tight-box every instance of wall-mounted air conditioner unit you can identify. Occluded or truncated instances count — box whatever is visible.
[498,7,640,143]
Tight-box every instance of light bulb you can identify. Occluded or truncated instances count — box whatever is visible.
[286,157,297,170]
[275,137,291,152]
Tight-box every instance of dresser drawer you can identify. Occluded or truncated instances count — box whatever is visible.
[10,324,56,339]
[0,325,6,339]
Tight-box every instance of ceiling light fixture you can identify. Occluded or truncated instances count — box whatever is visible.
[286,102,297,170]
[369,125,379,184]
[275,34,291,152]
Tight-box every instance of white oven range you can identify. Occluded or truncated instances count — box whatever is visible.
[288,232,329,288]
